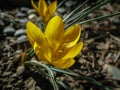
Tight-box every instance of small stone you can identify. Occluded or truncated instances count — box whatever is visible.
[26,79,36,90]
[20,7,30,12]
[14,29,26,37]
[5,84,12,89]
[16,12,26,18]
[35,86,42,90]
[57,7,67,14]
[28,13,38,21]
[16,65,25,75]
[15,49,23,54]
[65,0,75,7]
[2,72,12,77]
[27,9,36,14]
[0,20,4,26]
[10,73,18,78]
[3,26,15,35]
[19,18,28,25]
[17,35,27,42]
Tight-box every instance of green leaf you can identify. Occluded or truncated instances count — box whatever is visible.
[24,61,59,90]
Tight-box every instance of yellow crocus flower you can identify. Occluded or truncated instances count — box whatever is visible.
[31,0,57,24]
[26,16,83,69]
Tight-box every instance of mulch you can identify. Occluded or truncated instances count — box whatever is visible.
[0,1,120,90]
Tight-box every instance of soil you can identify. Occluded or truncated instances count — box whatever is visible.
[0,0,120,90]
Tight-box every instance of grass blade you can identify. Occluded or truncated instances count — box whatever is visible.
[65,0,110,28]
[57,0,66,8]
[25,61,59,90]
[79,12,120,24]
[63,0,90,22]
[50,66,111,90]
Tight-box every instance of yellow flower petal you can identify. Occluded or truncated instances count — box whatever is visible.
[64,24,81,47]
[31,0,39,14]
[42,39,53,61]
[52,44,72,60]
[62,42,83,60]
[48,1,57,15]
[38,0,48,17]
[52,58,75,69]
[26,22,45,46]
[34,42,51,62]
[45,16,64,51]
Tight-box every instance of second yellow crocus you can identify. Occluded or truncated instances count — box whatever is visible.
[26,16,83,69]
[31,0,57,24]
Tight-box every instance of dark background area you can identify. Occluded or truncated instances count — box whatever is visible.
[0,0,120,90]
